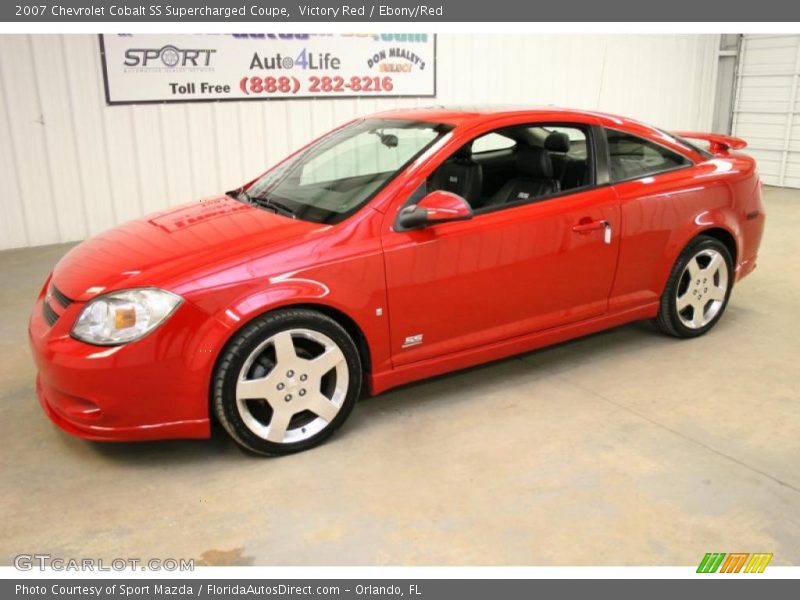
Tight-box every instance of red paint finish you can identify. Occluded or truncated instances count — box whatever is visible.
[675,131,748,153]
[29,106,765,441]
[417,190,474,221]
[383,185,621,366]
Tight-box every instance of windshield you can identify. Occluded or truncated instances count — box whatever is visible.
[240,119,451,224]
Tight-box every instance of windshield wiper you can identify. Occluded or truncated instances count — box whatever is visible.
[228,189,296,218]
[251,195,297,219]
[227,189,254,204]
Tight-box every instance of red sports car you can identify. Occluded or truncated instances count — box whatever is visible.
[29,106,765,455]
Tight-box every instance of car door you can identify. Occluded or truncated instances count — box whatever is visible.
[381,125,621,367]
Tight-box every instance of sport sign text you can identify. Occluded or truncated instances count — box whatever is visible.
[100,33,436,104]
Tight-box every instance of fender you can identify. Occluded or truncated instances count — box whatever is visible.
[609,161,746,313]
[652,154,759,291]
[191,275,390,395]
[208,280,375,354]
[654,210,741,300]
[223,276,332,320]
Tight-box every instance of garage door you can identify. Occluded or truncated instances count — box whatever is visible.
[732,34,800,188]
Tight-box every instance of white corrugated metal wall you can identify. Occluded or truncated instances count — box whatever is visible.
[732,34,800,188]
[0,34,720,250]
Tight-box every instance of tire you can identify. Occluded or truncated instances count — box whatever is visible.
[213,308,362,456]
[655,235,734,338]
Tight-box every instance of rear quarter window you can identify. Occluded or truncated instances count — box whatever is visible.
[607,129,691,182]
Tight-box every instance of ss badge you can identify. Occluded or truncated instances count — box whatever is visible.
[402,334,424,348]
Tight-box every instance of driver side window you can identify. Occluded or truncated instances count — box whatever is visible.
[426,123,591,211]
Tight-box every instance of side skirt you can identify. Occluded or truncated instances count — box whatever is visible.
[368,302,659,395]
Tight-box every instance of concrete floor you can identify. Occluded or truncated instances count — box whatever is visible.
[1,186,798,567]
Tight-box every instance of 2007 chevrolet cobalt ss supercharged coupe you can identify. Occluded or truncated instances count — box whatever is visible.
[29,106,765,455]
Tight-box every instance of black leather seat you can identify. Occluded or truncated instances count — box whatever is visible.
[545,131,571,178]
[545,131,588,190]
[429,146,483,207]
[485,146,560,207]
[562,158,588,189]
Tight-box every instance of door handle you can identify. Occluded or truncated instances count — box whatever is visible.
[572,219,612,244]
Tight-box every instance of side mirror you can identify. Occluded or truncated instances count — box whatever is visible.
[397,190,473,230]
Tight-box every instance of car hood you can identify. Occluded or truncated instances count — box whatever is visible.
[52,196,322,302]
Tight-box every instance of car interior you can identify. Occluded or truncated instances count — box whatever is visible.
[427,125,592,210]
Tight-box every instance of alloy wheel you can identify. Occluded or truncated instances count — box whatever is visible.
[235,328,349,444]
[675,248,729,329]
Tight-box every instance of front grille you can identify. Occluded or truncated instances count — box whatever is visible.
[50,285,72,308]
[43,301,59,326]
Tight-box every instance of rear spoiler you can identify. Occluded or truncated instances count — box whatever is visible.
[674,131,747,154]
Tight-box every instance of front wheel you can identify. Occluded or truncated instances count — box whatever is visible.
[655,236,734,338]
[212,308,362,455]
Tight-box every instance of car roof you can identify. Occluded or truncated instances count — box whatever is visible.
[367,105,637,128]
[366,105,703,160]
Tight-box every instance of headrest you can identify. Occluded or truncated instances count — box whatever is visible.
[545,131,570,153]
[517,146,554,179]
[615,140,645,157]
[452,144,473,162]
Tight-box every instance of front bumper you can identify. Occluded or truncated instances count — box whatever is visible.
[29,280,217,441]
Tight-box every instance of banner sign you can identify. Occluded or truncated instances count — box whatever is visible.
[5,578,799,599]
[5,0,800,22]
[99,33,436,104]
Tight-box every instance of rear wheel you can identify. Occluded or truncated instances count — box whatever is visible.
[213,309,362,455]
[655,236,733,338]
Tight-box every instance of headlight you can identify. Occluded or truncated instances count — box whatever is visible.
[71,288,182,345]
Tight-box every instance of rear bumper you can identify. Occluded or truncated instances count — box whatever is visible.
[29,283,215,442]
[736,184,766,283]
